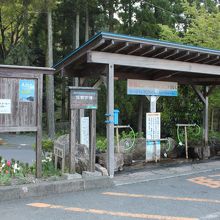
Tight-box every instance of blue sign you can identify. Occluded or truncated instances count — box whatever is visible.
[19,80,35,102]
[127,79,178,97]
[127,88,178,96]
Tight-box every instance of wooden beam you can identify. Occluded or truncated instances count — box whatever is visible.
[128,44,143,55]
[195,54,210,63]
[93,78,103,88]
[140,46,156,56]
[203,55,219,64]
[0,65,54,75]
[152,48,168,58]
[175,51,190,60]
[87,51,220,75]
[163,49,179,59]
[55,38,105,72]
[191,85,206,104]
[101,40,115,51]
[115,42,129,53]
[0,127,38,132]
[183,53,200,62]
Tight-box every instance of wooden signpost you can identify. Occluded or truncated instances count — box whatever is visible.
[0,65,54,177]
[127,79,178,162]
[69,87,98,173]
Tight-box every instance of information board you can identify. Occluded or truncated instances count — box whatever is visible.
[80,117,89,148]
[0,99,11,114]
[146,112,161,161]
[127,79,178,96]
[70,88,98,109]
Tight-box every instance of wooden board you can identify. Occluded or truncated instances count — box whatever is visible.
[0,77,37,128]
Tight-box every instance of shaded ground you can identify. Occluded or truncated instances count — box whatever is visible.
[0,133,35,164]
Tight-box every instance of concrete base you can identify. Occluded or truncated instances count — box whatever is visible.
[63,173,82,180]
[82,171,102,178]
[0,176,114,202]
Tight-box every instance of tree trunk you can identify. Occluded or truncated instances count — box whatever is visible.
[85,0,89,41]
[23,0,29,65]
[108,0,114,32]
[46,8,55,139]
[75,11,80,48]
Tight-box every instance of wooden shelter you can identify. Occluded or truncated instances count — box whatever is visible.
[54,32,220,177]
[0,65,54,177]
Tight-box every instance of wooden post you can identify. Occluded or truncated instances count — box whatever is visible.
[184,126,188,159]
[69,109,77,173]
[89,109,96,172]
[192,85,209,150]
[61,69,66,121]
[204,86,209,146]
[211,108,214,131]
[36,75,43,178]
[116,127,120,153]
[107,64,114,177]
[138,97,144,136]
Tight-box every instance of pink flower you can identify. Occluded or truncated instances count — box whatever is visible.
[5,170,9,174]
[6,161,11,167]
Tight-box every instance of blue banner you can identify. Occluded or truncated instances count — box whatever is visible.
[19,80,35,102]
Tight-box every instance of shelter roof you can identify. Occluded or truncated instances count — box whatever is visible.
[0,65,54,75]
[54,32,220,85]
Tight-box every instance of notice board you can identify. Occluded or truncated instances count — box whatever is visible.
[146,112,161,161]
[0,77,37,129]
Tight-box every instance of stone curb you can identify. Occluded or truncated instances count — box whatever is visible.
[0,176,114,202]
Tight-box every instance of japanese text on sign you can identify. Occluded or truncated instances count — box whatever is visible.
[146,113,161,161]
[70,89,98,109]
[0,99,11,114]
[19,79,35,102]
[127,79,178,96]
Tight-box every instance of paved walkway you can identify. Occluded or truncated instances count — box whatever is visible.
[113,159,220,186]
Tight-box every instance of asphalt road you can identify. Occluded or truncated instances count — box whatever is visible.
[0,133,35,164]
[0,170,220,220]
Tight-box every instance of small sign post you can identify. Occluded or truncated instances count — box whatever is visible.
[127,79,178,162]
[69,87,98,173]
[146,113,161,162]
[80,117,89,148]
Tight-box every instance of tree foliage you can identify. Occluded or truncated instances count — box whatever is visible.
[1,0,220,136]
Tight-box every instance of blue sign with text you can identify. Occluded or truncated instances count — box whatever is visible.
[19,80,35,102]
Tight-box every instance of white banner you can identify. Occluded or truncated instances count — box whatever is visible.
[146,112,161,162]
[80,117,89,148]
[0,99,11,114]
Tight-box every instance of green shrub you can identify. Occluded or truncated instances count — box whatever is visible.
[96,137,107,153]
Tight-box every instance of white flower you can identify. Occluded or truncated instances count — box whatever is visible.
[46,156,52,162]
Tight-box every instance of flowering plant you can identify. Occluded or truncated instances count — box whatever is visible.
[0,158,21,177]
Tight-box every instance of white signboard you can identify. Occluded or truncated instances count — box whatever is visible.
[127,79,178,96]
[80,117,89,148]
[146,113,161,161]
[0,99,11,114]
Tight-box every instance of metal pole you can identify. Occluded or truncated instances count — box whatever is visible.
[107,64,114,177]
